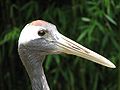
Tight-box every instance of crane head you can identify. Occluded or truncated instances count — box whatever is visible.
[18,20,116,68]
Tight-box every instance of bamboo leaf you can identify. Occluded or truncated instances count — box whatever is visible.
[81,17,91,22]
[104,14,117,25]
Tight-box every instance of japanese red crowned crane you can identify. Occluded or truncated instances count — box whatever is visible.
[18,20,116,90]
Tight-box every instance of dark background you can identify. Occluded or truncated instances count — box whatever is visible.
[0,0,120,90]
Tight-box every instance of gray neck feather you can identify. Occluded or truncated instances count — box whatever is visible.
[18,45,50,90]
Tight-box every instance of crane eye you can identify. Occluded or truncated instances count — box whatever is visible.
[38,30,46,36]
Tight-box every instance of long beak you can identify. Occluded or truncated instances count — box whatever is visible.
[56,33,116,68]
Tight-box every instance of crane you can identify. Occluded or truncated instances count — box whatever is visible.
[18,20,116,90]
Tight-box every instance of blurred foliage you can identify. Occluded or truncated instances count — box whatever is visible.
[0,0,120,90]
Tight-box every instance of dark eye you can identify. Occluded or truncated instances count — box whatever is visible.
[38,30,46,36]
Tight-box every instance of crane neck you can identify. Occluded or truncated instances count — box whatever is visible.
[18,45,50,90]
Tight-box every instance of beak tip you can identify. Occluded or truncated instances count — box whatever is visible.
[111,65,116,68]
[108,63,116,68]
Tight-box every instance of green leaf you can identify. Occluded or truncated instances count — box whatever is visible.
[104,14,117,25]
[111,37,120,52]
[101,35,109,49]
[45,55,52,70]
[0,27,20,45]
[81,17,91,22]
[77,30,88,42]
[53,55,61,65]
